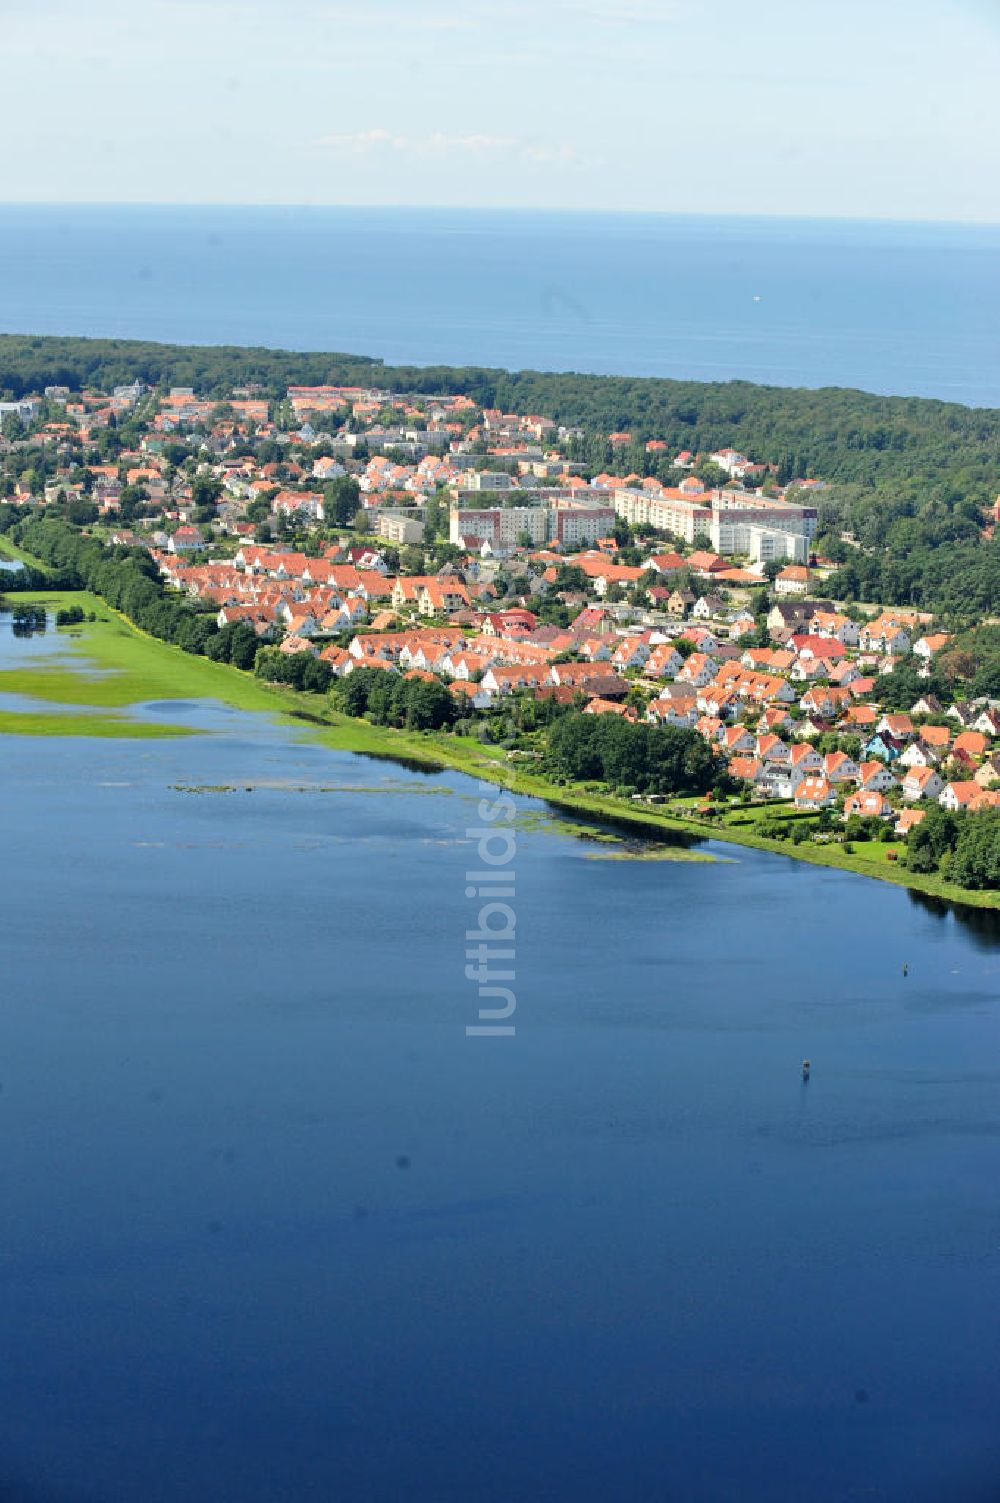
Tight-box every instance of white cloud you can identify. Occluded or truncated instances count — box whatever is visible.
[315,128,404,151]
[425,133,520,153]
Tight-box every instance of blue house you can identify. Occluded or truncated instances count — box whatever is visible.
[864,732,903,763]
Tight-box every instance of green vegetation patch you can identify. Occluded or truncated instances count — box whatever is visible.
[583,846,715,863]
[0,708,197,739]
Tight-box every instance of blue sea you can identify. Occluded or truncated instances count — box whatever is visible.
[2,205,1000,405]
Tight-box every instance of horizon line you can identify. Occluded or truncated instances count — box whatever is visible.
[1,201,1000,231]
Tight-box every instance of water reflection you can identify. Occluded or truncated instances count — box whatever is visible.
[353,745,451,777]
[9,605,46,636]
[0,606,76,667]
[907,886,1000,947]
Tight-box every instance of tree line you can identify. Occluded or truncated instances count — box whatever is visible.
[5,333,1000,492]
[904,805,1000,891]
[544,711,727,798]
[1,512,245,662]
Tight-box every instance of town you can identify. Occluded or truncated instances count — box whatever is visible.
[2,373,999,891]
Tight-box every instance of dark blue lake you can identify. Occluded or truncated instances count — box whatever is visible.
[2,672,1000,1501]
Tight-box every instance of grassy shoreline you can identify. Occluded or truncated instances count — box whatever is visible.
[0,537,43,568]
[2,584,998,910]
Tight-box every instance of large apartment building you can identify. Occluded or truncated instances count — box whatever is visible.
[612,482,816,563]
[449,496,616,551]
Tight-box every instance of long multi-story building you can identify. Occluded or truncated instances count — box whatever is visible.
[449,497,615,551]
[450,505,549,548]
[613,486,713,540]
[550,504,615,546]
[611,481,816,563]
[711,510,811,563]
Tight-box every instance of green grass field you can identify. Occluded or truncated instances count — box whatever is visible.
[848,839,904,862]
[0,590,517,774]
[0,591,285,711]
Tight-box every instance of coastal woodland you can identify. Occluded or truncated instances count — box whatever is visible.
[1,333,999,618]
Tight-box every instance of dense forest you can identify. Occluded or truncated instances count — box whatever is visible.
[4,332,1000,489]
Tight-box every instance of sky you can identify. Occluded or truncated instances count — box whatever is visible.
[3,0,1000,220]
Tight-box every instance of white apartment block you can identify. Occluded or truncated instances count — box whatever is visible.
[612,486,816,562]
[711,516,809,564]
[0,397,42,429]
[451,505,550,548]
[612,488,712,539]
[376,513,426,545]
[449,500,614,550]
